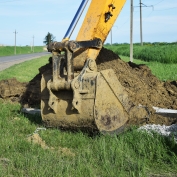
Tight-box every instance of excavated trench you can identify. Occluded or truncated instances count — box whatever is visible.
[0,48,177,127]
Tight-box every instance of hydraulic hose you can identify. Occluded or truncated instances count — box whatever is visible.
[63,0,89,40]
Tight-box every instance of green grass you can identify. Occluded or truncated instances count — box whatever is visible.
[0,46,45,56]
[0,55,50,82]
[120,55,177,81]
[0,55,177,176]
[0,100,177,176]
[105,43,177,64]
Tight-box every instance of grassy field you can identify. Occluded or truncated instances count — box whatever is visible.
[0,46,45,56]
[105,43,177,64]
[0,55,50,82]
[120,55,177,81]
[0,55,177,176]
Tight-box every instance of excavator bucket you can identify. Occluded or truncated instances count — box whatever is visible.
[41,63,129,133]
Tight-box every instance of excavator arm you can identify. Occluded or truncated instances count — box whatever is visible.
[48,0,126,70]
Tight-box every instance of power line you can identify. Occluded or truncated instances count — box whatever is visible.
[153,0,165,6]
[113,12,138,31]
[154,6,177,11]
[141,0,164,6]
[143,1,177,11]
[144,10,154,18]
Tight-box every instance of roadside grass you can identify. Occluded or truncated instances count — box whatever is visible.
[0,55,177,176]
[120,55,177,81]
[0,46,45,56]
[0,55,50,82]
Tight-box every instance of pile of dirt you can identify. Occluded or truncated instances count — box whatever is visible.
[0,47,176,126]
[0,78,27,102]
[97,50,177,110]
[97,48,177,125]
[0,62,51,107]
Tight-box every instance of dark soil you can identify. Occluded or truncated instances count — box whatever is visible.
[0,47,177,126]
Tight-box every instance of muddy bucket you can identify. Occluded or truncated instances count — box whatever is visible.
[41,60,130,134]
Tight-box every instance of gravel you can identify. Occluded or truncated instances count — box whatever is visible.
[138,124,177,142]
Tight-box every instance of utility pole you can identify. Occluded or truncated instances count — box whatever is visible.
[140,0,143,46]
[110,26,118,45]
[130,0,133,62]
[14,30,18,55]
[32,35,34,52]
[136,1,153,46]
[31,42,32,52]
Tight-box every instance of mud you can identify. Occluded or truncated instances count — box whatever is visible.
[0,47,176,126]
[27,133,75,156]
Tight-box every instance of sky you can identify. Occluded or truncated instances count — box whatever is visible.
[0,0,177,46]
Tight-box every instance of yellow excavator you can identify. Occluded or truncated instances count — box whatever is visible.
[41,0,148,134]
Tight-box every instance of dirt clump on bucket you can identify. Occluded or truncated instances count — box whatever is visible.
[0,48,176,126]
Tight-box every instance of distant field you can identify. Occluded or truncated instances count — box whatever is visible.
[120,55,177,81]
[0,46,45,56]
[105,42,177,64]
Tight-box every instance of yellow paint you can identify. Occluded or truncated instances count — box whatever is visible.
[76,0,126,60]
[62,37,69,41]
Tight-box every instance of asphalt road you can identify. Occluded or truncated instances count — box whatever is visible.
[0,52,50,71]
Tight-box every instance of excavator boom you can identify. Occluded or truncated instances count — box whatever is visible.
[74,0,126,68]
